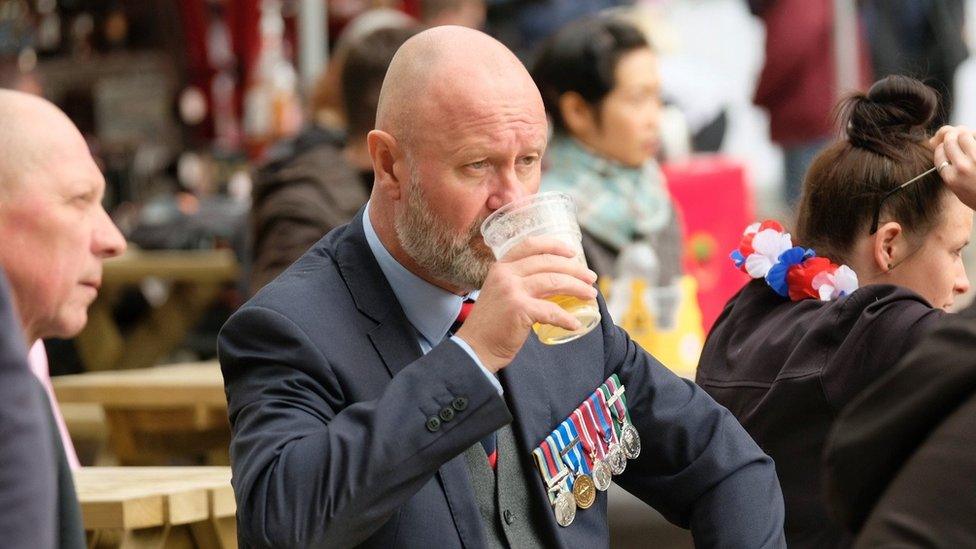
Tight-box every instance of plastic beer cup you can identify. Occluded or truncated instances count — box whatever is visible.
[481,191,601,344]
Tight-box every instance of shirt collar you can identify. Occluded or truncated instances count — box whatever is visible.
[362,202,477,346]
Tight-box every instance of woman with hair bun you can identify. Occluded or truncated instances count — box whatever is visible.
[696,75,976,548]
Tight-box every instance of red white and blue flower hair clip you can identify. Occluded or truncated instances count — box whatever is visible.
[730,220,859,302]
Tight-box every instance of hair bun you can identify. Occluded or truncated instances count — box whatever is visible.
[843,75,938,158]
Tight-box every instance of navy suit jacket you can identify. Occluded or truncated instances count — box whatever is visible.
[0,269,56,548]
[219,210,785,548]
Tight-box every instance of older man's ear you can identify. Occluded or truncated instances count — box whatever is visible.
[367,129,405,202]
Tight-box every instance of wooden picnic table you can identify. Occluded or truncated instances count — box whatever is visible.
[74,466,236,549]
[54,362,229,465]
[75,248,239,371]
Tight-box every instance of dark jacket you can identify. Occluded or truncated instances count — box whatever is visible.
[0,269,84,549]
[249,125,371,295]
[824,300,976,547]
[696,279,942,548]
[219,209,786,548]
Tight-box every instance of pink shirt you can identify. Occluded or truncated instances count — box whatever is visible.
[28,341,80,470]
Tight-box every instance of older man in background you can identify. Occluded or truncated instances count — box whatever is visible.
[0,89,127,548]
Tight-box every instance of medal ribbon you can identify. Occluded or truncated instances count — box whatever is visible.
[597,386,620,437]
[554,418,591,476]
[590,392,619,445]
[571,409,598,469]
[580,399,609,460]
[542,434,574,493]
[533,441,563,505]
[606,374,633,424]
[545,434,575,492]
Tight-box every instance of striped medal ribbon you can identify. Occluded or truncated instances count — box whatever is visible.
[603,375,641,459]
[591,391,626,475]
[553,418,596,510]
[572,407,612,492]
[532,435,577,527]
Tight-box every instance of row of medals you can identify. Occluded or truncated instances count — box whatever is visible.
[548,384,641,528]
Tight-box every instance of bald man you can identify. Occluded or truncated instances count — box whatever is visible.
[220,27,784,548]
[0,90,127,548]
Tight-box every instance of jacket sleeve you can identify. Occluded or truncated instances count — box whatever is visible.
[598,298,786,548]
[824,301,976,532]
[218,304,511,548]
[0,271,57,549]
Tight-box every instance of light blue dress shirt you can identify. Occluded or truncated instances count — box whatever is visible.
[363,203,503,394]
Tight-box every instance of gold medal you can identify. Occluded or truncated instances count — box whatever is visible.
[572,473,596,509]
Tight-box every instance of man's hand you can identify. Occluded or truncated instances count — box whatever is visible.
[932,125,976,210]
[455,236,598,373]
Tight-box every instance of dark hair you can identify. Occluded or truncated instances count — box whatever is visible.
[341,26,418,139]
[795,75,948,263]
[530,16,649,134]
[419,0,478,21]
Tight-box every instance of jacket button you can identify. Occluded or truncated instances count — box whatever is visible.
[425,416,441,432]
[503,509,514,525]
[452,397,468,411]
[439,407,455,422]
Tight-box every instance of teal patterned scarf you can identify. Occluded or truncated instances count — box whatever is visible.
[541,136,673,251]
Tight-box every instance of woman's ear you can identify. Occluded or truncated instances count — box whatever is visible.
[873,221,904,272]
[367,129,404,201]
[558,91,598,139]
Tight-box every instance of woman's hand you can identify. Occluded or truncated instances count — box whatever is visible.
[932,125,976,210]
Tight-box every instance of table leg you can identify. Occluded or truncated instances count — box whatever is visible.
[88,525,170,549]
[116,283,220,371]
[190,516,237,549]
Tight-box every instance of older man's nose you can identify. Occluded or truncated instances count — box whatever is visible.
[93,206,126,258]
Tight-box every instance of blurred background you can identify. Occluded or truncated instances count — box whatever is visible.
[2,0,973,546]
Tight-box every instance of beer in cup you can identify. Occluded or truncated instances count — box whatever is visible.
[481,192,601,344]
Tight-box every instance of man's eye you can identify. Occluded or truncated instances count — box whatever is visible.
[467,160,489,169]
[519,156,539,166]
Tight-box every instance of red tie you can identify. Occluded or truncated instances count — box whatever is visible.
[452,298,497,469]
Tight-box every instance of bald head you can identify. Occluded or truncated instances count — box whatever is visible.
[0,90,87,197]
[375,26,544,151]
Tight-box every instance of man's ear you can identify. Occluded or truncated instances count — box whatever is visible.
[558,91,598,139]
[873,221,904,272]
[367,130,405,201]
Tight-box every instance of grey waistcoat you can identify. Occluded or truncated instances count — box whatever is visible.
[463,424,548,548]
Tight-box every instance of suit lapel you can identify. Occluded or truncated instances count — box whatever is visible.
[333,210,487,547]
[334,209,422,377]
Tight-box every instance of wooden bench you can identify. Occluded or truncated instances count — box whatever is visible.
[74,466,236,549]
[54,362,229,465]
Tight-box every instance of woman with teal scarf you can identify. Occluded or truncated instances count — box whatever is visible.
[532,15,698,376]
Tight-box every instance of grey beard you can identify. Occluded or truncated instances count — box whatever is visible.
[394,177,493,290]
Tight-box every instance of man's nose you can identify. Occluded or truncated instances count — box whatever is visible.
[486,167,528,210]
[92,206,127,259]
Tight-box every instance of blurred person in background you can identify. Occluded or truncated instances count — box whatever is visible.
[533,15,702,377]
[485,0,630,61]
[249,24,419,295]
[825,300,976,546]
[0,89,128,548]
[749,0,872,208]
[697,76,976,548]
[860,0,967,128]
[310,8,416,134]
[419,0,486,28]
